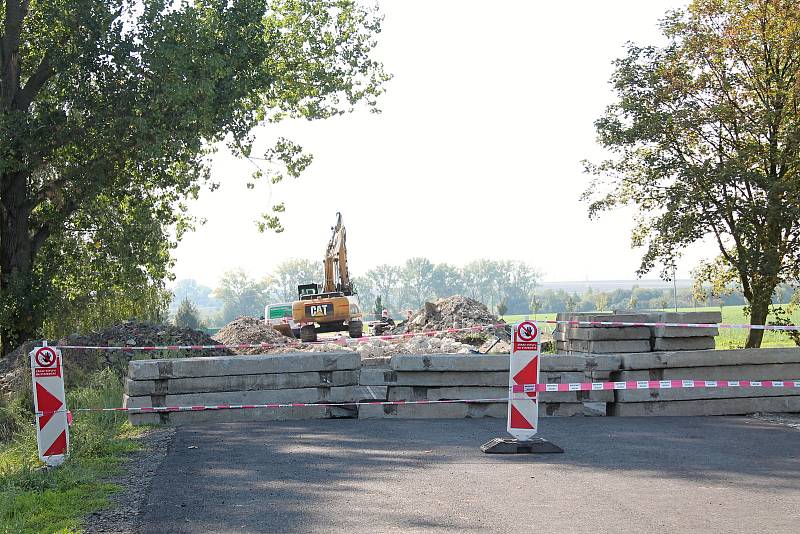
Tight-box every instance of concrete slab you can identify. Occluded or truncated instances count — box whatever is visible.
[128,351,360,380]
[139,417,800,534]
[651,326,719,338]
[389,371,509,387]
[613,365,800,401]
[564,339,652,354]
[659,311,723,324]
[619,348,800,370]
[125,369,360,396]
[391,354,509,372]
[609,395,800,416]
[359,368,393,385]
[565,326,651,341]
[129,405,347,426]
[358,401,506,419]
[653,337,715,351]
[123,385,357,409]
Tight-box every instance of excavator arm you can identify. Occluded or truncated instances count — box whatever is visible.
[322,212,352,295]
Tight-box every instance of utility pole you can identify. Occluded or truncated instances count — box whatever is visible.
[672,265,678,312]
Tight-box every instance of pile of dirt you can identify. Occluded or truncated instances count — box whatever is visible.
[1,322,230,398]
[391,296,509,341]
[212,317,292,354]
[354,335,477,358]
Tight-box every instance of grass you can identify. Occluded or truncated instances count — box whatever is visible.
[0,369,144,534]
[502,305,800,349]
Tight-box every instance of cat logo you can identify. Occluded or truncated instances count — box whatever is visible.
[308,304,330,317]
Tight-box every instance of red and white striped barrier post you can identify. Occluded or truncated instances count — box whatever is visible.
[30,344,70,467]
[481,322,563,454]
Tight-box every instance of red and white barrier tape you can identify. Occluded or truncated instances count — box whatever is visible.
[511,378,800,393]
[47,378,798,416]
[52,319,800,351]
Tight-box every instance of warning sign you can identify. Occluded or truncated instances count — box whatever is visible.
[513,320,539,352]
[30,345,69,467]
[507,322,541,441]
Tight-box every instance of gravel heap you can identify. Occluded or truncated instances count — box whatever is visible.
[391,296,509,341]
[354,335,476,358]
[212,316,292,354]
[58,321,232,378]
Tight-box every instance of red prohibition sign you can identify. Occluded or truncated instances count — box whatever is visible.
[517,321,538,342]
[35,347,57,368]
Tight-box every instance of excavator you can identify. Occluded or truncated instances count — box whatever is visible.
[291,213,363,342]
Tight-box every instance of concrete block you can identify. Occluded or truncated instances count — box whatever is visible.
[387,386,508,402]
[553,331,567,342]
[541,354,622,372]
[390,354,509,372]
[608,395,800,416]
[567,314,652,327]
[128,351,360,380]
[651,327,718,338]
[612,365,800,402]
[130,405,350,426]
[353,385,388,400]
[359,368,394,385]
[652,337,715,351]
[619,348,800,370]
[124,369,359,396]
[659,311,722,324]
[390,371,508,387]
[540,402,607,417]
[123,385,357,409]
[566,327,651,341]
[564,339,651,354]
[358,401,506,419]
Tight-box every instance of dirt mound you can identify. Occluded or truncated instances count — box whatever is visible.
[1,322,230,398]
[391,296,509,342]
[213,316,292,354]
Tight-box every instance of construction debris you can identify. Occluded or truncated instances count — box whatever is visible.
[391,296,509,341]
[213,316,292,354]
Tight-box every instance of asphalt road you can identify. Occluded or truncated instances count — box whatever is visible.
[140,417,799,534]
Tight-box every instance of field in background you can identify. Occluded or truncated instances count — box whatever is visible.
[502,306,800,349]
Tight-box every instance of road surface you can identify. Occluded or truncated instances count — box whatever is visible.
[140,416,800,533]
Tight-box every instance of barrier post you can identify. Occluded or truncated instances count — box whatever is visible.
[30,343,70,467]
[481,321,563,454]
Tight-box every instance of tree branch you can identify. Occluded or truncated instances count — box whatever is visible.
[15,51,54,110]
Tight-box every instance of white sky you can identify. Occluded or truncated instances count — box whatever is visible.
[172,0,711,288]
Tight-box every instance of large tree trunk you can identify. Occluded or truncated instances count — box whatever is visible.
[745,293,771,349]
[0,171,35,356]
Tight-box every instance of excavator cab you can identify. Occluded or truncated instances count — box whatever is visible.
[291,213,363,342]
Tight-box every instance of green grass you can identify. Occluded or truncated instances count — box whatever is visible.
[502,305,800,349]
[0,369,144,534]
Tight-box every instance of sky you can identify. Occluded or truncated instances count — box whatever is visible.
[172,0,709,288]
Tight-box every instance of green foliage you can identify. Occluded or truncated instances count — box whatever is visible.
[496,301,508,316]
[585,0,800,347]
[373,295,383,321]
[174,298,201,330]
[0,0,389,353]
[213,269,272,323]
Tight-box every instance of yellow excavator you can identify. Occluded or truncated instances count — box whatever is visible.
[291,213,363,342]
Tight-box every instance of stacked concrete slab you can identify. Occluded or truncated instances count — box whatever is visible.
[554,311,721,354]
[609,348,800,416]
[357,354,618,419]
[125,351,360,425]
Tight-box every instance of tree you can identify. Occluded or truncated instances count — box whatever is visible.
[213,269,270,324]
[269,259,320,301]
[593,293,609,312]
[530,293,542,316]
[496,301,508,316]
[373,295,383,321]
[585,0,800,347]
[430,263,465,298]
[0,0,388,355]
[174,298,201,330]
[399,257,435,310]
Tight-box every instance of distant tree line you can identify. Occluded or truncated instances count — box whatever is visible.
[171,260,799,328]
[170,258,541,326]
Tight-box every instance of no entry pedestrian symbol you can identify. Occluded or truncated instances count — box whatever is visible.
[513,320,539,352]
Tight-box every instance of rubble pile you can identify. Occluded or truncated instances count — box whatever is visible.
[213,316,291,354]
[354,335,476,359]
[391,296,509,342]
